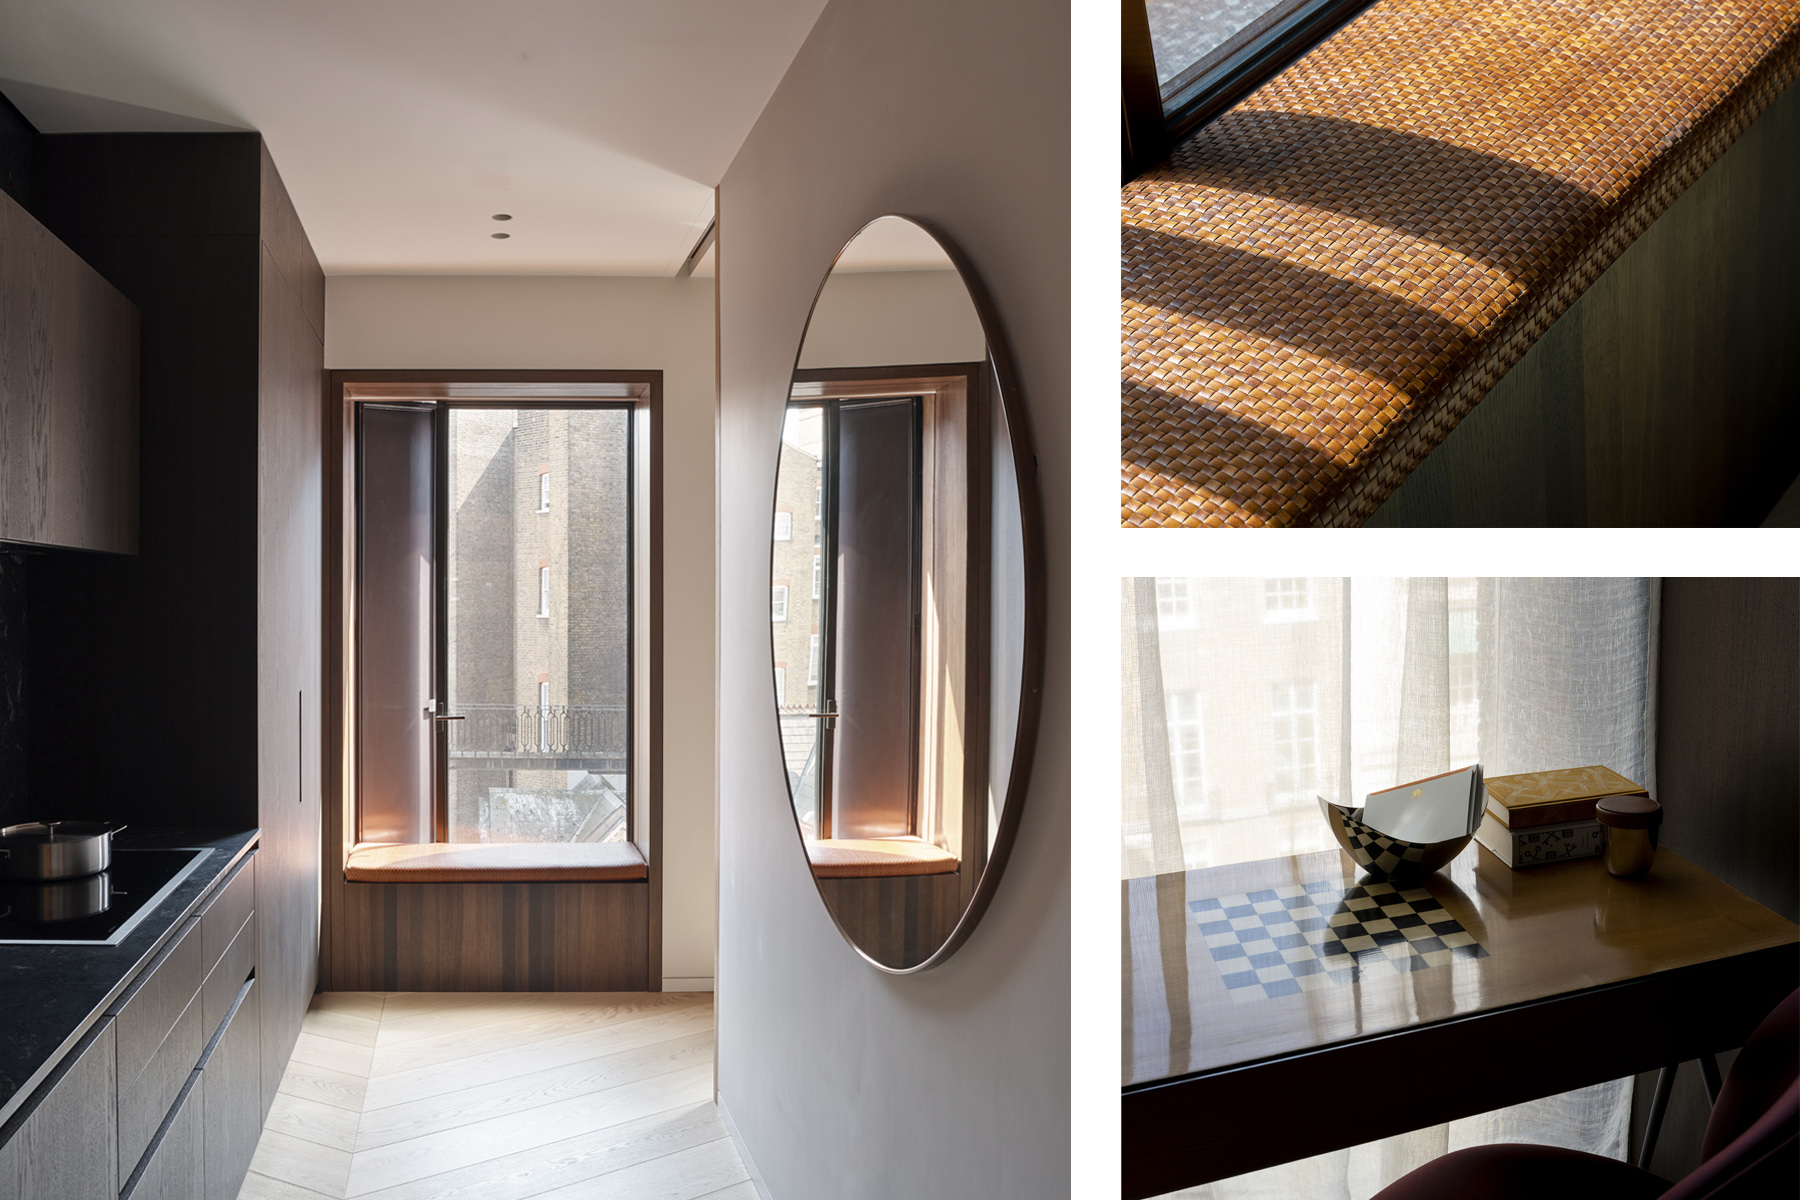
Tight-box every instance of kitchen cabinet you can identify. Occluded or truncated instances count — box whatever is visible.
[198,980,260,1200]
[119,1072,202,1200]
[0,842,260,1200]
[0,184,138,553]
[19,1020,117,1200]
[26,130,324,1125]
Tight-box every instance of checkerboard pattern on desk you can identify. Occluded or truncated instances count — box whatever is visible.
[1191,879,1488,1003]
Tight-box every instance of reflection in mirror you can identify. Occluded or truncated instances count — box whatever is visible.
[772,216,1036,972]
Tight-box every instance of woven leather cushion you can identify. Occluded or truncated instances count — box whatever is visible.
[1123,0,1800,526]
[806,838,959,878]
[345,840,647,882]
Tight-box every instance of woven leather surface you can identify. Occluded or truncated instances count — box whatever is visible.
[345,840,648,882]
[1122,0,1800,526]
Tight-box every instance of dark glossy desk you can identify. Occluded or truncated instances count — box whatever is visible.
[1122,845,1799,1199]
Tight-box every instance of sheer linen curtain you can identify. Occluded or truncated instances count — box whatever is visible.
[1123,578,1657,1200]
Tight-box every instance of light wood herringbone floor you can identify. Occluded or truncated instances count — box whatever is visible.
[237,992,750,1200]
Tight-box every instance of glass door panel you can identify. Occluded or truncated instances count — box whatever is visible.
[442,406,632,843]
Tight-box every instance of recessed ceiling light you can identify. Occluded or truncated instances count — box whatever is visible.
[492,232,511,239]
[492,213,512,221]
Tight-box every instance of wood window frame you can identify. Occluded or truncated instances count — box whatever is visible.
[323,370,663,976]
[784,361,991,883]
[1122,0,1381,180]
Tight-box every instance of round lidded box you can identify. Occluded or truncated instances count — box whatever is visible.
[1596,795,1661,877]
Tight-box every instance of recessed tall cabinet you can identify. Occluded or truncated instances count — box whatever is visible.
[25,133,324,1129]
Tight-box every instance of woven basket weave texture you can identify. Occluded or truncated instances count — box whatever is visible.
[1122,0,1800,526]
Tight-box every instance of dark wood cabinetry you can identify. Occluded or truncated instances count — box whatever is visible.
[0,848,260,1200]
[198,980,260,1200]
[0,185,138,553]
[25,132,324,1136]
[16,1020,117,1200]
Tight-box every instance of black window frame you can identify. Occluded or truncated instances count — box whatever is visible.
[786,393,927,841]
[352,394,642,847]
[1122,0,1382,181]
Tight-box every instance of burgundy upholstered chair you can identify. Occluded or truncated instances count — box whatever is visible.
[1370,989,1798,1200]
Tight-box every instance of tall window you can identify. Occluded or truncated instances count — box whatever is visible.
[808,634,821,687]
[772,585,789,622]
[1157,577,1194,626]
[1269,681,1318,803]
[778,396,922,841]
[1166,690,1206,813]
[773,511,793,540]
[353,391,647,848]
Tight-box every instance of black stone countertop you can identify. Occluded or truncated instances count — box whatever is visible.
[0,827,257,1131]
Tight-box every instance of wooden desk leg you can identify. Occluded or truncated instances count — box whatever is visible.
[1638,1064,1680,1169]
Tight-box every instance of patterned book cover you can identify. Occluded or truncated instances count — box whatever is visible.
[1474,812,1605,867]
[1484,765,1647,829]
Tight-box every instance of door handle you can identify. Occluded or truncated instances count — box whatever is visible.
[433,714,465,721]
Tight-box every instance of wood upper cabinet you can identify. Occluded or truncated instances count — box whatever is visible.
[0,185,138,553]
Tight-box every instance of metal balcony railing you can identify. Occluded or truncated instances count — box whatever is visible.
[446,704,627,766]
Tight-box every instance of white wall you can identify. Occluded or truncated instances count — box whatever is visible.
[796,268,984,369]
[715,0,1069,1193]
[325,274,719,991]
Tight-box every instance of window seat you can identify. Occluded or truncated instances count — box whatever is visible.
[1122,0,1800,526]
[805,837,959,878]
[344,841,648,882]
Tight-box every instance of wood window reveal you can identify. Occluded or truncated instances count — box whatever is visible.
[785,363,992,884]
[324,372,662,993]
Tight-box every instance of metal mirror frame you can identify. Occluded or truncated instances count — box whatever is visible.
[767,214,1045,974]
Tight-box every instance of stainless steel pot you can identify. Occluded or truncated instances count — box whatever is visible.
[0,872,112,921]
[0,822,127,881]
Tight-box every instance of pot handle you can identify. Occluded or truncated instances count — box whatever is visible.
[110,825,129,836]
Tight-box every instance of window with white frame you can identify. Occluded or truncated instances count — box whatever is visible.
[1264,578,1315,623]
[772,585,789,622]
[1165,689,1206,814]
[538,566,550,618]
[812,554,821,600]
[537,471,551,513]
[538,680,551,752]
[774,667,787,706]
[808,634,821,686]
[1157,577,1196,628]
[1269,681,1318,803]
[774,511,792,540]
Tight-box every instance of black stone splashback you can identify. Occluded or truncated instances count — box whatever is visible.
[0,553,24,827]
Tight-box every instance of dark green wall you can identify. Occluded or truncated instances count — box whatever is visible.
[1369,81,1800,526]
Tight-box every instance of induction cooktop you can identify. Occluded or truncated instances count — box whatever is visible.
[0,848,212,946]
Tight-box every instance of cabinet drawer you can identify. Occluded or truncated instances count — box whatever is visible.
[199,854,254,977]
[201,912,255,1042]
[118,992,202,1183]
[119,1070,201,1200]
[18,1019,117,1200]
[110,917,203,1096]
[199,979,259,1200]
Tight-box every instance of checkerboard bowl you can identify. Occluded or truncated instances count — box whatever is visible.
[1317,798,1473,880]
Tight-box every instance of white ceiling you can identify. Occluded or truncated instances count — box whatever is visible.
[0,0,830,276]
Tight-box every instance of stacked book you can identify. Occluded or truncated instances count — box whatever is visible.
[1474,765,1648,868]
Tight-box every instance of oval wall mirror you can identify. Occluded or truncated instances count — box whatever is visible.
[769,215,1041,972]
